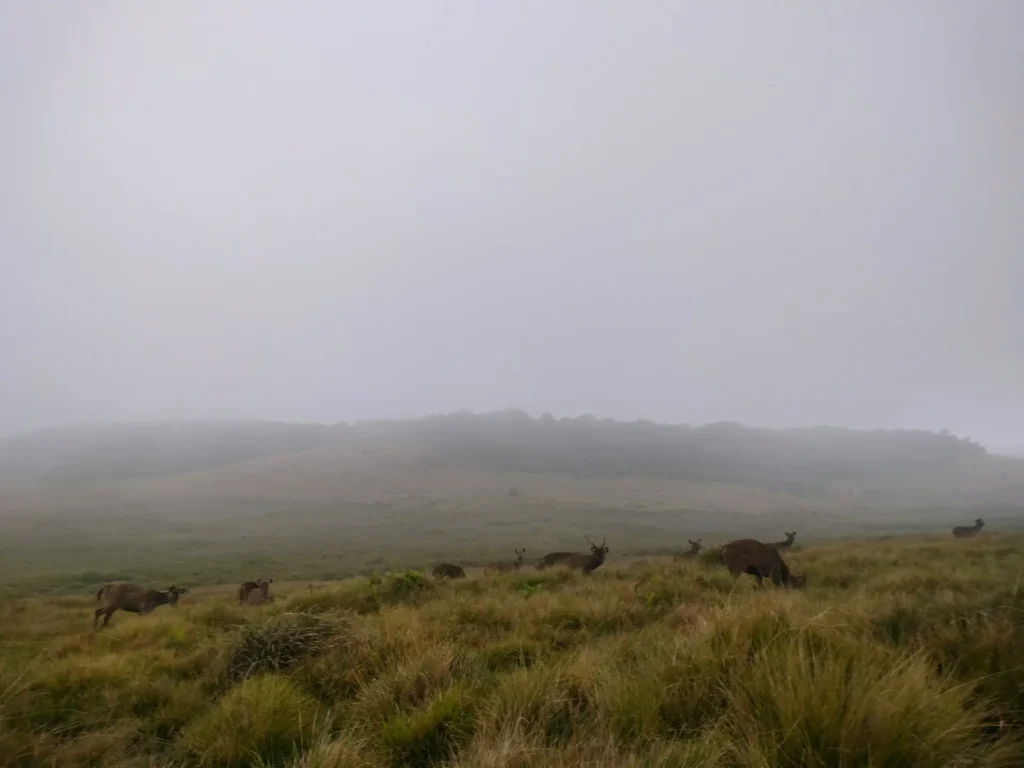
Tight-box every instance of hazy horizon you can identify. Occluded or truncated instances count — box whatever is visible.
[3,2,1022,445]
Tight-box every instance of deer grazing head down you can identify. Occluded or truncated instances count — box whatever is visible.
[432,563,466,579]
[721,539,805,589]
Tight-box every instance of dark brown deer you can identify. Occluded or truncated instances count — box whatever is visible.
[536,536,608,574]
[673,539,702,561]
[768,531,797,550]
[721,539,805,588]
[94,583,187,628]
[489,548,527,573]
[432,563,466,579]
[95,583,115,602]
[239,578,274,604]
[952,518,985,538]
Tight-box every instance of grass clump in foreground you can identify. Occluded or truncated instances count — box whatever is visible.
[0,534,1021,766]
[228,612,338,681]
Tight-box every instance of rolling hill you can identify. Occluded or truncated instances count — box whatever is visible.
[0,412,1022,596]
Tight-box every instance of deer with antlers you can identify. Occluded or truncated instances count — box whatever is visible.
[488,548,527,573]
[673,539,702,561]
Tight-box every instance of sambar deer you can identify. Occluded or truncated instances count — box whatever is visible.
[536,536,609,574]
[769,531,797,550]
[673,539,702,561]
[489,548,527,573]
[721,539,805,588]
[432,563,466,579]
[239,578,274,604]
[952,518,985,538]
[94,583,187,628]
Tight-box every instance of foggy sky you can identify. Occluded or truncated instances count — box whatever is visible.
[2,2,1022,445]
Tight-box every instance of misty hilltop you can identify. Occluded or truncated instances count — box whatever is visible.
[1,412,1020,509]
[1,412,1023,597]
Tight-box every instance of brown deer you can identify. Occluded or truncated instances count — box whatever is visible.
[239,578,274,604]
[94,583,187,628]
[768,531,797,550]
[952,518,985,538]
[673,539,702,561]
[536,536,608,574]
[721,539,805,588]
[489,548,527,573]
[432,563,466,579]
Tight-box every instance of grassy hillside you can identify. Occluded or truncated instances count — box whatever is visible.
[1,535,1021,766]
[3,414,1021,504]
[2,413,1022,597]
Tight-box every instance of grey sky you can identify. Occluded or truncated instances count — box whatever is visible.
[2,2,1022,445]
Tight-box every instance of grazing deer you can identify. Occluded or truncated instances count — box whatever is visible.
[536,536,609,574]
[489,548,527,573]
[952,518,985,538]
[432,563,466,579]
[94,583,187,628]
[673,539,702,561]
[721,539,805,588]
[768,531,797,550]
[239,578,274,604]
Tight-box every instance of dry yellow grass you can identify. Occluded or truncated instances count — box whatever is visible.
[0,534,1021,766]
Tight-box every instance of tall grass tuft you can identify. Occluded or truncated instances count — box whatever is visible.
[228,612,338,681]
[179,675,321,766]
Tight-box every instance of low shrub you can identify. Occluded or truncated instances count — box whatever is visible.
[228,612,338,681]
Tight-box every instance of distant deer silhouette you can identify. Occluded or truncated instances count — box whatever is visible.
[721,539,805,588]
[952,518,985,538]
[536,536,608,574]
[673,539,702,561]
[432,563,466,579]
[489,548,527,573]
[94,583,187,628]
[239,578,273,604]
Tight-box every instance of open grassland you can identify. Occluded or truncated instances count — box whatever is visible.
[1,535,1022,767]
[3,491,1022,599]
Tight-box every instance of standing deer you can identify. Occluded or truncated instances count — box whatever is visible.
[94,583,187,628]
[768,531,797,550]
[239,578,274,604]
[536,536,609,574]
[432,563,466,579]
[489,548,527,573]
[673,539,702,561]
[952,518,985,538]
[721,539,805,588]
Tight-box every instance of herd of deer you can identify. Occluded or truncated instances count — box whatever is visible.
[90,519,987,628]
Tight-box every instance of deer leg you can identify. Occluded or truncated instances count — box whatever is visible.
[746,567,764,588]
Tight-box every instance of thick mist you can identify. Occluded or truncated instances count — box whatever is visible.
[2,2,1022,443]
